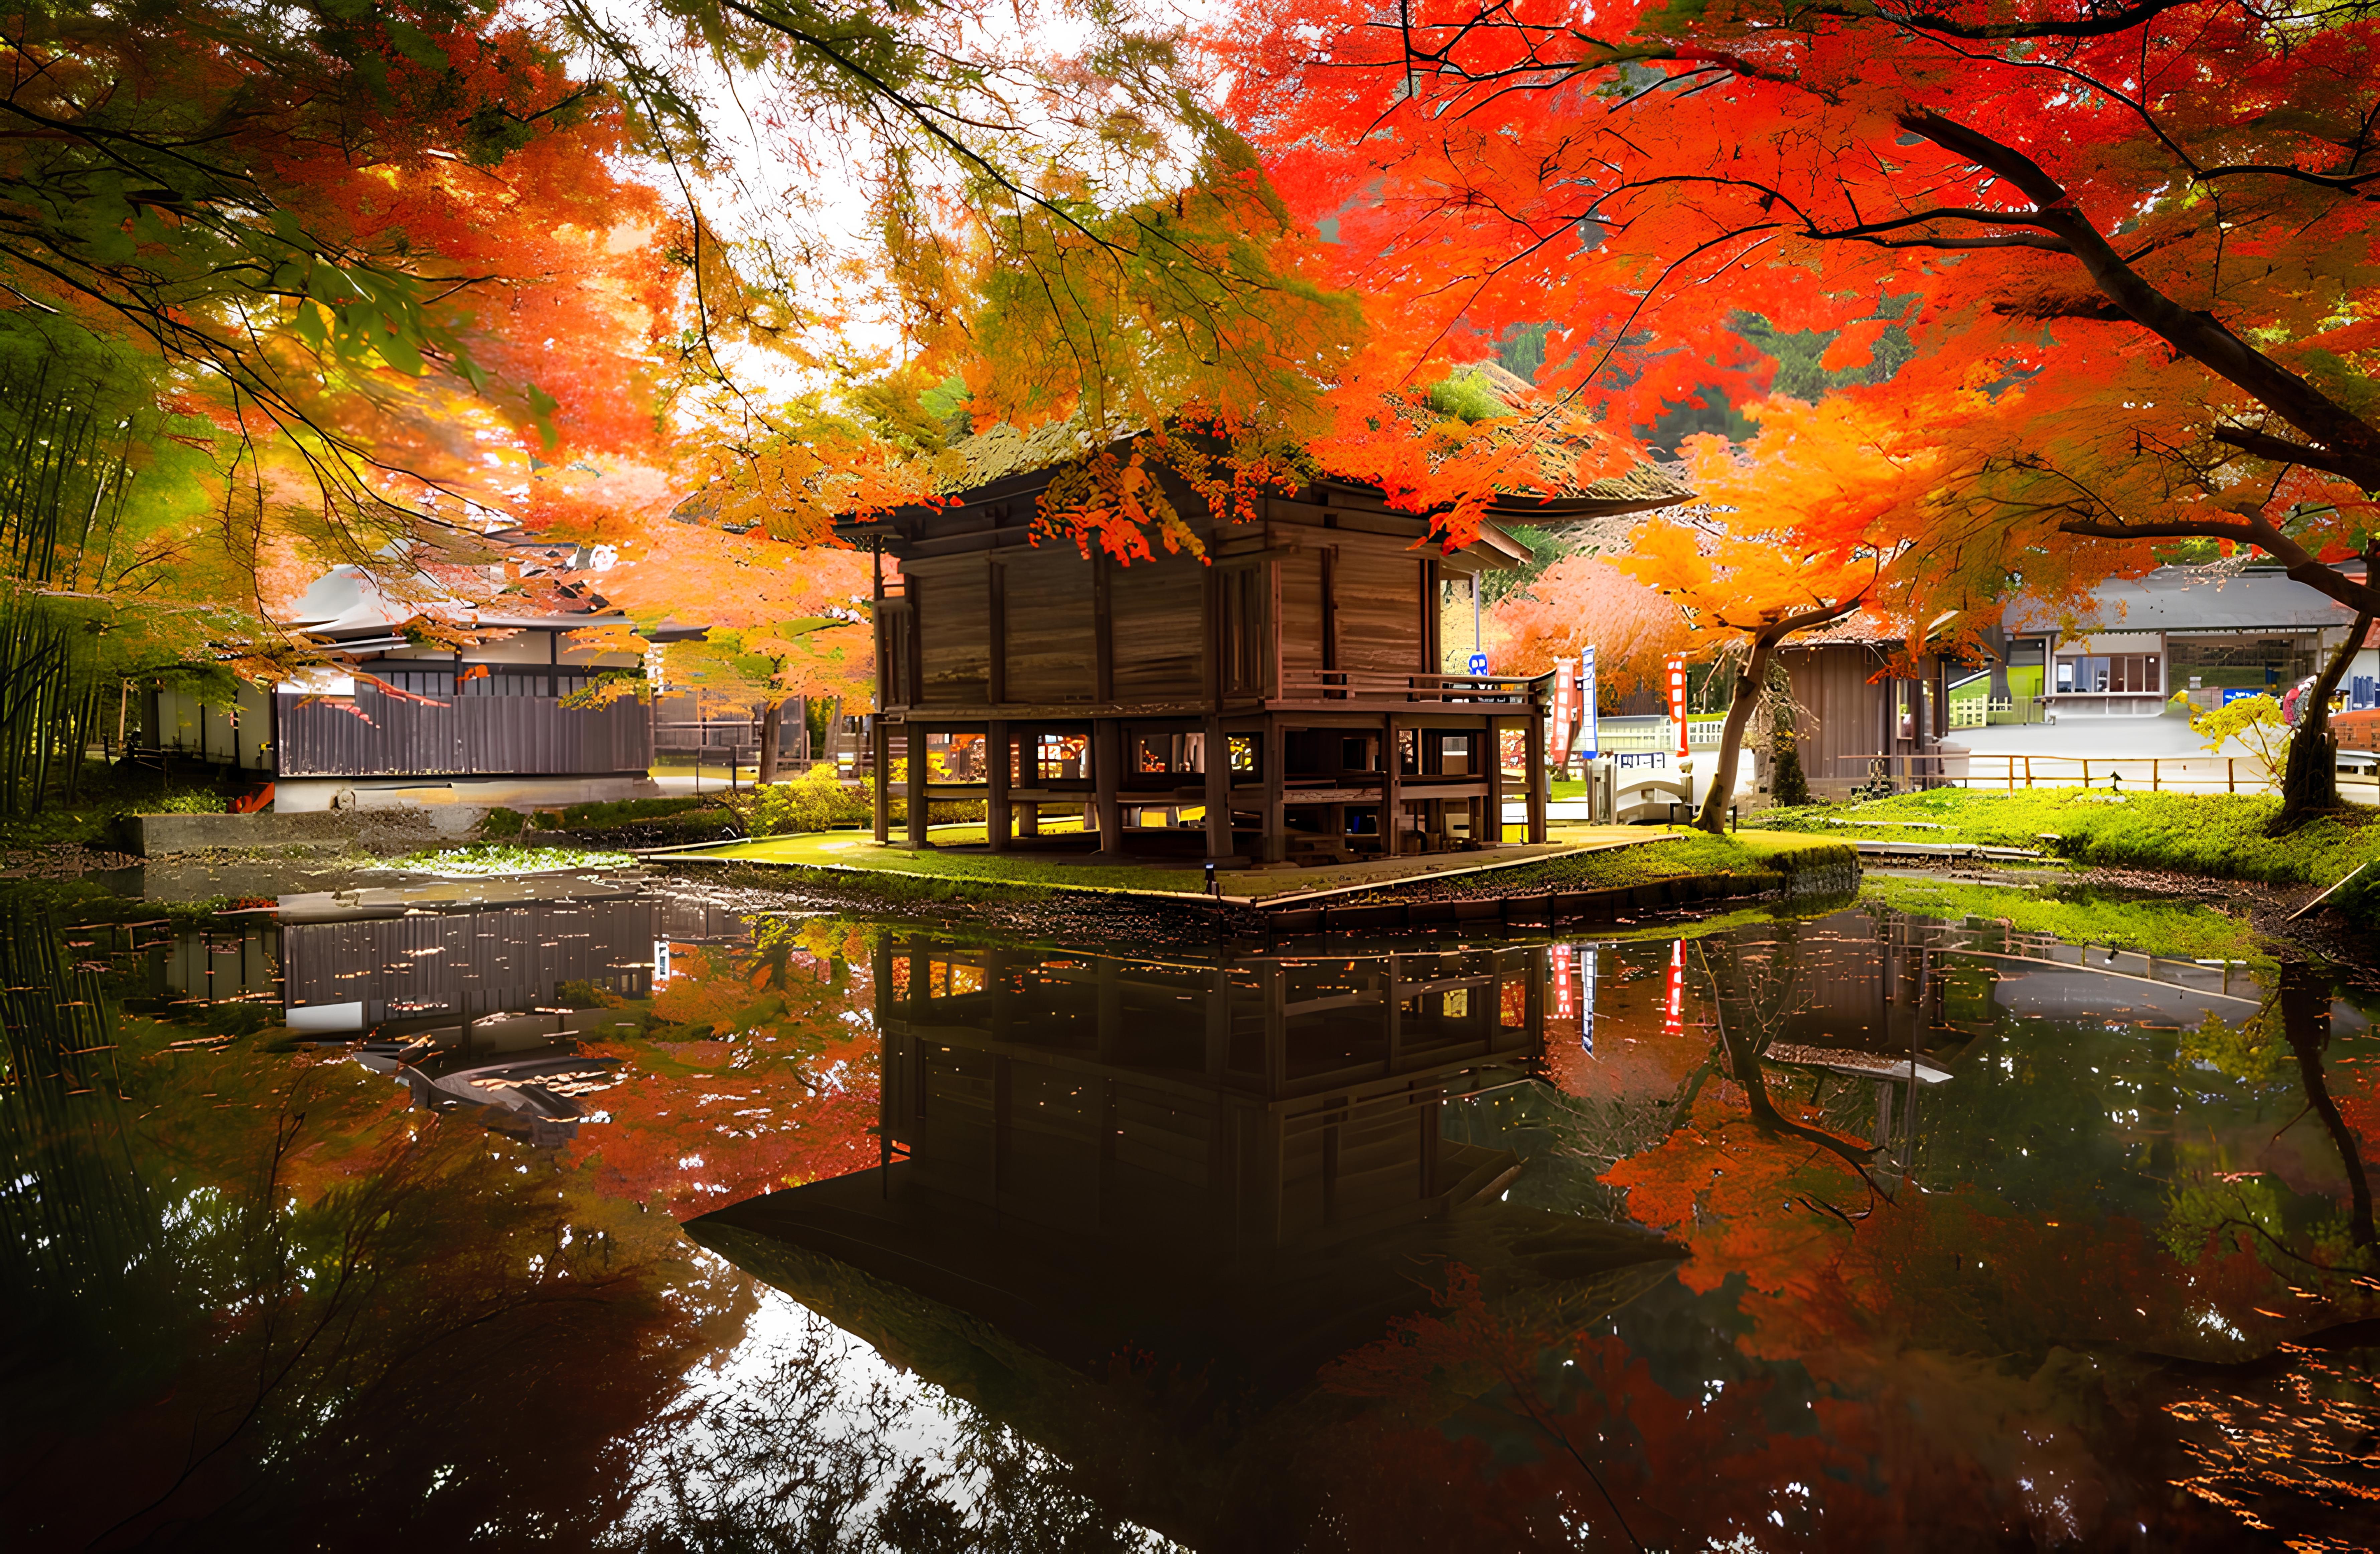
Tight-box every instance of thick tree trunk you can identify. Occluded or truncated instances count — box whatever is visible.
[758,699,783,786]
[1694,628,1781,834]
[2276,565,2375,828]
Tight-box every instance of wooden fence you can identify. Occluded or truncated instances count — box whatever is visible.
[275,687,651,779]
[1841,750,2380,801]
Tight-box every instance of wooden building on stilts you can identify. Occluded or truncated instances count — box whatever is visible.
[843,414,1689,867]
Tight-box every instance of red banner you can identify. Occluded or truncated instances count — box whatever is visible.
[1667,655,1688,757]
[1550,660,1575,767]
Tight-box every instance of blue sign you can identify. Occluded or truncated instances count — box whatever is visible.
[2221,687,2269,705]
[1468,652,1490,676]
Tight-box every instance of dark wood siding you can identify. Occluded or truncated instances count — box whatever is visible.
[1279,551,1325,686]
[275,687,651,778]
[906,556,991,705]
[1334,546,1424,675]
[1002,547,1098,702]
[1780,644,1889,799]
[1110,551,1205,703]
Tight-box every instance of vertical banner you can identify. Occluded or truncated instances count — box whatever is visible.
[1581,946,1598,1055]
[1580,646,1598,761]
[1667,655,1689,758]
[1661,938,1685,1042]
[1550,659,1575,769]
[1552,943,1574,1022]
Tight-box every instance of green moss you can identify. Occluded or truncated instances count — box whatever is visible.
[1341,830,1855,903]
[1859,874,2272,965]
[1747,789,2380,929]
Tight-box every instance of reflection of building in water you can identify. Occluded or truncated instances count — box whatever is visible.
[875,937,1551,1257]
[353,1035,620,1148]
[151,892,745,1145]
[689,937,1683,1548]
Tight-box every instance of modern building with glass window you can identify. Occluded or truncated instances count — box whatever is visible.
[2001,563,2376,720]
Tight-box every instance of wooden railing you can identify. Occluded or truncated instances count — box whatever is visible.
[1280,670,1550,706]
[1838,749,2380,801]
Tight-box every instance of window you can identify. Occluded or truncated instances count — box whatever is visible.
[2055,654,2159,694]
[1438,733,1472,776]
[1135,733,1203,774]
[1227,735,1259,773]
[1035,733,1086,782]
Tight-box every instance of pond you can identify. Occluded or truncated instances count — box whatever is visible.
[2,877,2374,1550]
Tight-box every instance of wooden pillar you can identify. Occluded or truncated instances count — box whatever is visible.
[1383,715,1402,856]
[1384,952,1403,1074]
[1205,965,1231,1078]
[871,718,890,843]
[1093,720,1123,854]
[1021,725,1041,838]
[987,719,1010,852]
[905,723,929,850]
[1482,718,1504,844]
[1524,701,1546,843]
[1204,716,1232,863]
[1096,958,1122,1062]
[1261,719,1288,865]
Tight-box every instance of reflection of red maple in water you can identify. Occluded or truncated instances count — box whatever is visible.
[568,932,883,1219]
[1294,945,2380,1551]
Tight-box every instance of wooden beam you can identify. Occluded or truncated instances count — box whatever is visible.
[1482,718,1503,845]
[1262,717,1287,865]
[905,724,929,850]
[1093,718,1122,853]
[987,718,1010,852]
[1204,715,1232,863]
[1093,552,1114,703]
[871,719,890,843]
[1525,704,1546,844]
[987,559,1007,706]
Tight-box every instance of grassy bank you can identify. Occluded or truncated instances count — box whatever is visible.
[1335,830,1856,905]
[1860,874,2272,964]
[1747,789,2379,926]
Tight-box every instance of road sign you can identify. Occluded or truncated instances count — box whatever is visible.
[1468,652,1490,676]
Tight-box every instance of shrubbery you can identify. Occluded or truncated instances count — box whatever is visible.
[734,763,986,836]
[147,791,227,814]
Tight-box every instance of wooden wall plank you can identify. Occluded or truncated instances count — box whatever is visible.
[1335,550,1425,676]
[1112,553,1206,702]
[905,556,991,705]
[1002,548,1099,702]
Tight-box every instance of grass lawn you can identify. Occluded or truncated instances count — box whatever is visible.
[1747,788,2380,926]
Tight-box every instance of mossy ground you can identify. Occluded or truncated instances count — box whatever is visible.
[1746,789,2380,927]
[1335,830,1854,904]
[1858,874,2271,965]
[667,823,1847,907]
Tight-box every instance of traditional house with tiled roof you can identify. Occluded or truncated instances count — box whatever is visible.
[142,558,697,813]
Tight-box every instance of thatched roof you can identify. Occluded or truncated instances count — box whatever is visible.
[916,367,1693,515]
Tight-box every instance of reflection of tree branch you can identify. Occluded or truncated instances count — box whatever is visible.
[1692,943,1882,1186]
[2278,962,2376,1251]
[1493,1349,1648,1553]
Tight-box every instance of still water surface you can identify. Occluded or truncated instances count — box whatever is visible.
[2,881,2375,1550]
